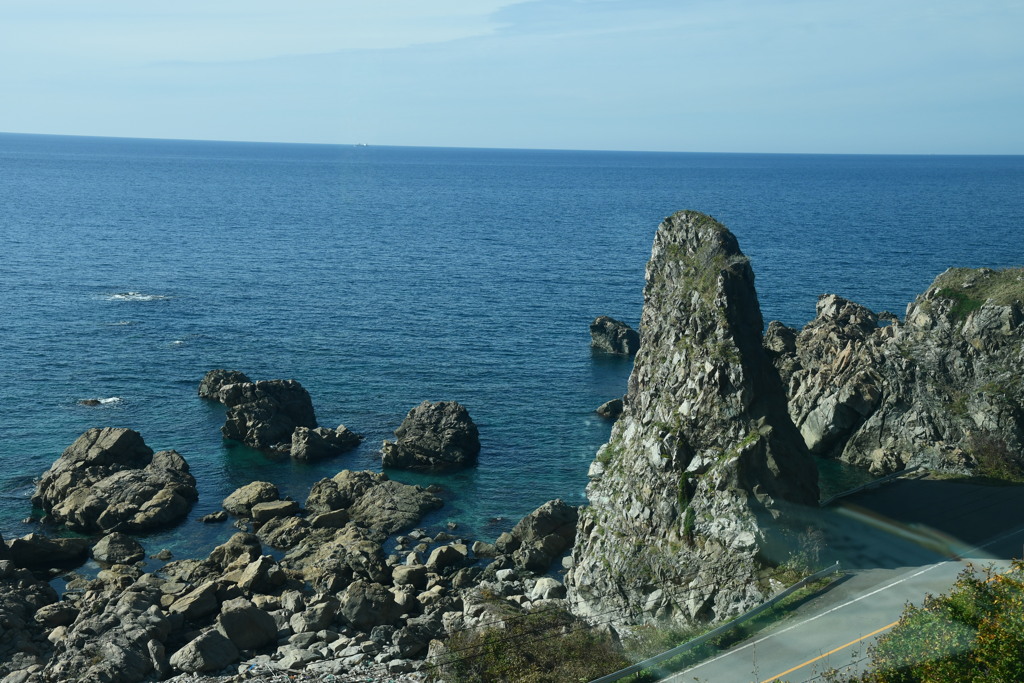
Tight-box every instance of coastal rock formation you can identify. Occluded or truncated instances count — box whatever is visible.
[590,315,641,354]
[305,470,443,534]
[219,379,318,451]
[496,499,579,573]
[31,428,198,534]
[291,425,362,461]
[381,401,481,471]
[197,369,251,400]
[567,211,819,627]
[771,268,1024,475]
[596,398,624,419]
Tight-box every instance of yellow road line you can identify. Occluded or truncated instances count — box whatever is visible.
[758,620,899,683]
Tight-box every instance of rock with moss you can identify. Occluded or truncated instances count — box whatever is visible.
[773,267,1024,476]
[566,210,819,628]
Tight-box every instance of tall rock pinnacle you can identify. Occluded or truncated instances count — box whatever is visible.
[566,211,818,626]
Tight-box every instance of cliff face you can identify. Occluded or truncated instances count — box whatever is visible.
[771,267,1024,475]
[566,211,819,626]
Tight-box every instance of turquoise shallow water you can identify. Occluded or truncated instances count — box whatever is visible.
[1,134,1022,559]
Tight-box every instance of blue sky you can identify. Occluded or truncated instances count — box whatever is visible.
[1,0,1022,153]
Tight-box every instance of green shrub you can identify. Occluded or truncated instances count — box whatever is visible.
[435,607,631,682]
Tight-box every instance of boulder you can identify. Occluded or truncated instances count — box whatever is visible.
[215,597,277,650]
[219,379,317,451]
[306,470,442,534]
[590,316,640,354]
[596,398,624,419]
[168,580,220,621]
[250,499,299,523]
[257,516,311,549]
[381,401,481,471]
[92,532,145,564]
[291,425,362,461]
[7,533,90,569]
[337,581,403,632]
[198,369,252,401]
[222,481,279,516]
[208,532,263,571]
[31,428,197,534]
[169,630,239,674]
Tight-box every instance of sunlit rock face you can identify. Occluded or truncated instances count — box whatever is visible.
[567,211,819,627]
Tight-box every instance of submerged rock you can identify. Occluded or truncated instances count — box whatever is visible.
[31,428,197,534]
[381,401,481,471]
[590,315,641,354]
[568,211,819,627]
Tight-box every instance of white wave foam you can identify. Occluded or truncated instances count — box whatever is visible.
[109,320,136,326]
[78,397,124,406]
[106,292,169,302]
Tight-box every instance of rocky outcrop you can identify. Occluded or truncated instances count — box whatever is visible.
[772,268,1024,475]
[197,369,251,400]
[218,379,318,452]
[305,470,443,535]
[92,532,145,565]
[31,428,197,534]
[223,481,280,517]
[567,211,819,627]
[590,315,641,354]
[596,398,624,419]
[496,499,578,573]
[291,425,362,461]
[381,401,480,471]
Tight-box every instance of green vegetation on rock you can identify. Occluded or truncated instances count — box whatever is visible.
[932,267,1024,321]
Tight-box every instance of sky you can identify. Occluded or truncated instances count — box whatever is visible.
[1,0,1022,153]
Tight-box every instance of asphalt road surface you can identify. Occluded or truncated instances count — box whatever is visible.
[664,476,1024,683]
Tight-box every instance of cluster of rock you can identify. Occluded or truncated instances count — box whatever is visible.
[199,370,363,459]
[568,211,819,627]
[768,267,1024,475]
[0,485,579,682]
[31,428,198,534]
[590,315,640,355]
[381,401,480,472]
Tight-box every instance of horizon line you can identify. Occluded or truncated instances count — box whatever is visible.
[2,129,1022,158]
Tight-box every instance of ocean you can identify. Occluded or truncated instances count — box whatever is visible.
[2,133,1022,563]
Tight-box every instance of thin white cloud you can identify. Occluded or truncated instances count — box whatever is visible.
[0,0,525,63]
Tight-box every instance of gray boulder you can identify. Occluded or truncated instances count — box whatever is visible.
[291,425,362,461]
[590,315,640,354]
[31,428,197,534]
[169,630,239,674]
[338,581,403,632]
[596,398,624,419]
[6,533,90,569]
[215,597,277,650]
[92,532,145,564]
[306,470,443,534]
[198,369,251,400]
[251,499,299,523]
[219,379,317,451]
[381,401,480,471]
[222,481,279,516]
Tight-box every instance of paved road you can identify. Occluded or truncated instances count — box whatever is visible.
[664,477,1024,683]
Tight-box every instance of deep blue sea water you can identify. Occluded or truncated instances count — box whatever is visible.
[2,133,1022,563]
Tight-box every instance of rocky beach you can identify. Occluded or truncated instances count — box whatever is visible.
[2,210,1023,682]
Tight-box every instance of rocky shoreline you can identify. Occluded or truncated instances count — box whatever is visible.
[3,211,1023,681]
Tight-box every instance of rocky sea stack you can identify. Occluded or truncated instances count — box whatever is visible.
[567,211,819,627]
